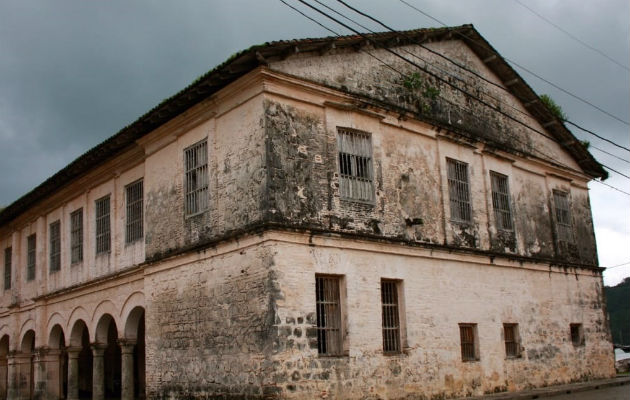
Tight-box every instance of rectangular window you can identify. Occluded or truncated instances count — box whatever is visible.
[184,139,209,216]
[459,323,478,361]
[381,279,401,354]
[570,323,584,347]
[49,220,61,272]
[553,190,573,243]
[26,234,36,281]
[504,323,520,358]
[315,275,343,356]
[490,172,513,231]
[4,247,11,290]
[95,196,111,254]
[70,209,83,264]
[337,128,374,203]
[125,180,144,244]
[447,158,472,222]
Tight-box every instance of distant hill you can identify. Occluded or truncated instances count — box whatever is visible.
[605,277,630,346]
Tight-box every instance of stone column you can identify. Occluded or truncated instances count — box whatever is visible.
[32,347,47,400]
[15,352,32,400]
[91,344,106,400]
[119,340,135,400]
[65,348,81,400]
[6,353,18,400]
[43,349,62,400]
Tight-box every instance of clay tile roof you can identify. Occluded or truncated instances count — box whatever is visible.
[0,25,606,227]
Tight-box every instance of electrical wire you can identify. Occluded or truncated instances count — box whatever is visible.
[513,0,629,71]
[606,261,630,269]
[278,0,630,196]
[396,0,630,127]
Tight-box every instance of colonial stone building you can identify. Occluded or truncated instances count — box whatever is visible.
[0,25,615,399]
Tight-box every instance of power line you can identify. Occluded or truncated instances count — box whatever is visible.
[279,1,630,196]
[329,0,630,180]
[590,146,630,165]
[336,0,630,160]
[513,0,629,71]
[606,261,630,269]
[396,0,630,126]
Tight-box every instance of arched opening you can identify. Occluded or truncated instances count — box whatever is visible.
[124,307,145,399]
[69,320,91,399]
[95,314,121,399]
[48,325,67,399]
[0,335,9,400]
[20,330,35,400]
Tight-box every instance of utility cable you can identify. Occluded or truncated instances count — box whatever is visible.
[513,0,629,71]
[396,0,630,126]
[337,0,630,155]
[279,0,630,195]
[606,261,630,269]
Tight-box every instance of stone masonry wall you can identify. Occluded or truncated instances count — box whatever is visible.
[267,237,615,399]
[144,242,282,399]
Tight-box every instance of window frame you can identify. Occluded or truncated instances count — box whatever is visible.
[553,190,573,243]
[490,172,514,231]
[381,279,403,354]
[184,139,209,217]
[49,220,61,273]
[26,234,36,282]
[95,195,111,255]
[125,179,144,244]
[337,127,375,204]
[570,323,585,347]
[315,274,345,357]
[459,323,479,361]
[447,158,473,223]
[70,208,83,264]
[503,323,521,358]
[4,247,11,290]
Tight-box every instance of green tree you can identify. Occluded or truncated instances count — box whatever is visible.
[605,277,630,345]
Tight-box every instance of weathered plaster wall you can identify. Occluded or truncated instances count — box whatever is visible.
[144,93,267,261]
[144,241,280,399]
[261,94,597,264]
[269,40,580,172]
[267,236,614,399]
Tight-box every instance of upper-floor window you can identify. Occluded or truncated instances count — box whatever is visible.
[337,128,374,203]
[553,190,573,243]
[3,247,11,290]
[95,195,111,254]
[447,158,472,223]
[26,234,36,281]
[125,180,144,244]
[70,208,83,264]
[381,279,402,354]
[490,172,513,231]
[49,220,61,272]
[184,139,209,216]
[315,274,344,356]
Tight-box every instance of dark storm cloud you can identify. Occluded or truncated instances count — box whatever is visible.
[0,0,628,281]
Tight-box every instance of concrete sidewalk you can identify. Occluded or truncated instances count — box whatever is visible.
[454,376,630,399]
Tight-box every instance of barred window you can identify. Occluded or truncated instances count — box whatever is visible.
[459,323,478,361]
[70,209,83,264]
[553,190,573,243]
[4,247,11,290]
[184,140,209,216]
[95,196,111,254]
[49,220,61,272]
[125,180,144,244]
[447,159,472,223]
[315,275,343,356]
[570,323,584,347]
[26,234,36,281]
[337,128,374,203]
[490,172,513,231]
[381,279,401,354]
[504,323,520,358]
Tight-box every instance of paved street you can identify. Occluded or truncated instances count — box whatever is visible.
[548,385,629,400]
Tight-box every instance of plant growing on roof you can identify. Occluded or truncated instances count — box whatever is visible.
[401,72,440,115]
[540,94,568,121]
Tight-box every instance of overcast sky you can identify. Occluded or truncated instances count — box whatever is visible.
[0,0,628,285]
